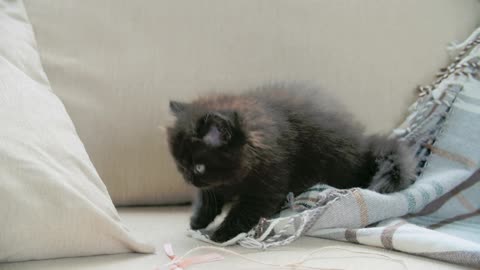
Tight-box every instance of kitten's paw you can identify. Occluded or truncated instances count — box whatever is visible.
[368,175,414,194]
[210,227,239,243]
[369,180,400,194]
[190,216,211,230]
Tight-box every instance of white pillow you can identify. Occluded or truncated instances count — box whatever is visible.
[0,0,154,262]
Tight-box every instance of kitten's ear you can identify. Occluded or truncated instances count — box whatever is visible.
[201,111,239,147]
[169,100,189,116]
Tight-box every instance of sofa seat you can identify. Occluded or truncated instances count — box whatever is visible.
[1,207,473,270]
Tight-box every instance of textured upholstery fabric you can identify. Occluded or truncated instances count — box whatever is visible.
[0,0,153,262]
[23,0,480,205]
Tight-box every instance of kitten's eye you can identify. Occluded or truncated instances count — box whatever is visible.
[193,164,206,175]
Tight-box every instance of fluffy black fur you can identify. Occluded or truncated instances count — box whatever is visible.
[167,84,415,243]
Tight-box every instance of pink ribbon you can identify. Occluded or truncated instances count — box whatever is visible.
[160,243,224,270]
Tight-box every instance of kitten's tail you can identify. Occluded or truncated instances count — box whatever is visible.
[364,135,416,193]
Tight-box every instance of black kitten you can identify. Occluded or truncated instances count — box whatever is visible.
[167,84,415,243]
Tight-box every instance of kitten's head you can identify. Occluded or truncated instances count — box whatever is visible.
[167,100,248,189]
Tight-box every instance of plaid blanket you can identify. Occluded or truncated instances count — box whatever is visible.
[189,28,480,267]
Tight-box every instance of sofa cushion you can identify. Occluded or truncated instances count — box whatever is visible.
[0,0,153,262]
[0,207,471,270]
[23,0,480,205]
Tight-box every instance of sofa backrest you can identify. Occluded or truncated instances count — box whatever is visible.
[23,0,480,205]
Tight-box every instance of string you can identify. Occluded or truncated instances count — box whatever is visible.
[161,244,408,270]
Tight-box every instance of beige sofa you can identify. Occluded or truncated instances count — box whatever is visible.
[3,1,480,269]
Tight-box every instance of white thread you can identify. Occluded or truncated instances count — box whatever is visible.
[168,245,408,270]
[256,218,283,241]
[447,27,480,55]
